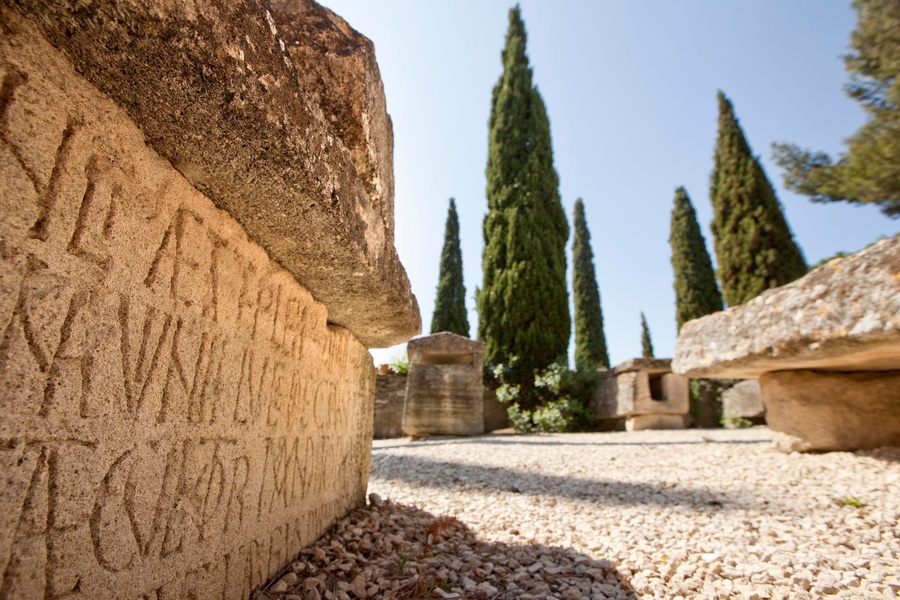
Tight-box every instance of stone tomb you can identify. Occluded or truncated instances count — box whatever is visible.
[674,237,899,452]
[592,359,689,431]
[402,333,486,436]
[0,2,419,598]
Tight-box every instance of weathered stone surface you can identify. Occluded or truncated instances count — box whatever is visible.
[592,360,688,421]
[373,373,405,439]
[403,333,485,436]
[762,371,900,452]
[673,237,900,378]
[9,0,420,348]
[721,380,764,419]
[0,11,375,598]
[626,414,686,431]
[483,387,512,432]
[271,0,394,244]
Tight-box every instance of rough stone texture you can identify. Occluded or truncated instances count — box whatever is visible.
[0,10,377,598]
[722,379,764,419]
[8,0,421,348]
[673,236,900,379]
[403,333,485,436]
[625,414,686,431]
[592,360,688,427]
[762,371,900,452]
[674,238,900,451]
[483,387,512,432]
[373,373,405,439]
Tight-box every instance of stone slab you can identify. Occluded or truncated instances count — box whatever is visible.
[374,373,406,439]
[593,370,689,419]
[625,415,686,431]
[10,0,420,348]
[673,237,900,379]
[402,365,485,437]
[762,370,900,452]
[0,13,374,597]
[721,380,764,419]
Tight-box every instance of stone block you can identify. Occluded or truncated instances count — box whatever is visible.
[762,371,900,452]
[11,0,420,348]
[0,7,391,598]
[592,360,688,420]
[721,380,764,419]
[626,415,686,431]
[673,237,900,379]
[374,373,406,439]
[403,333,485,436]
[483,387,512,432]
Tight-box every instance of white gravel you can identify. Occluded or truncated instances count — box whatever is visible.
[365,428,900,599]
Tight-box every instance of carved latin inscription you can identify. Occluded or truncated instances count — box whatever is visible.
[0,12,374,600]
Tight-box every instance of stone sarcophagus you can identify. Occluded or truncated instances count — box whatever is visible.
[674,237,899,452]
[0,1,419,598]
[592,359,689,431]
[402,333,485,436]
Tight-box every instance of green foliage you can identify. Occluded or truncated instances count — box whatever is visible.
[773,0,900,217]
[389,353,409,376]
[478,6,571,389]
[840,496,865,508]
[711,92,808,306]
[493,361,597,432]
[640,312,654,358]
[721,416,753,429]
[431,198,470,336]
[669,187,724,332]
[572,199,610,369]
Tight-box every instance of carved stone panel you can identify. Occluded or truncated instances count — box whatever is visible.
[0,12,374,598]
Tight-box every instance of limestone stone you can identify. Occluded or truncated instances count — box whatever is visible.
[762,371,900,452]
[592,359,688,423]
[402,333,485,436]
[673,237,900,379]
[626,415,686,431]
[483,387,512,432]
[721,380,764,419]
[10,0,420,348]
[0,9,380,598]
[673,238,900,452]
[373,373,406,439]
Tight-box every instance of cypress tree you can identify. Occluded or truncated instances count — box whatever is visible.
[669,187,724,332]
[431,198,470,337]
[572,199,610,370]
[773,0,900,217]
[640,312,654,358]
[710,92,807,306]
[478,6,570,386]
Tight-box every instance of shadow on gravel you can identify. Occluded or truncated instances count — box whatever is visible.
[253,500,638,600]
[371,454,741,509]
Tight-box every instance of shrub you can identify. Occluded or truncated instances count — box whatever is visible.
[492,361,597,432]
[389,353,409,376]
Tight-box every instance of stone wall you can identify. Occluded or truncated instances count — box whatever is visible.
[374,374,406,439]
[0,3,416,598]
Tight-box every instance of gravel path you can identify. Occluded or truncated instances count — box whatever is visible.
[258,428,900,599]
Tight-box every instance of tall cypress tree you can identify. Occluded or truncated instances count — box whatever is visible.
[431,198,470,337]
[572,199,610,370]
[669,187,724,332]
[640,312,654,358]
[478,6,570,385]
[710,92,807,306]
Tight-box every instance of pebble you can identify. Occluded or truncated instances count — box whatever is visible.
[253,429,900,599]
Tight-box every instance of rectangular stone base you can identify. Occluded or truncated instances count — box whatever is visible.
[625,414,686,431]
[762,370,900,452]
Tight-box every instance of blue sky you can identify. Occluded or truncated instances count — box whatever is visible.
[319,1,899,367]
